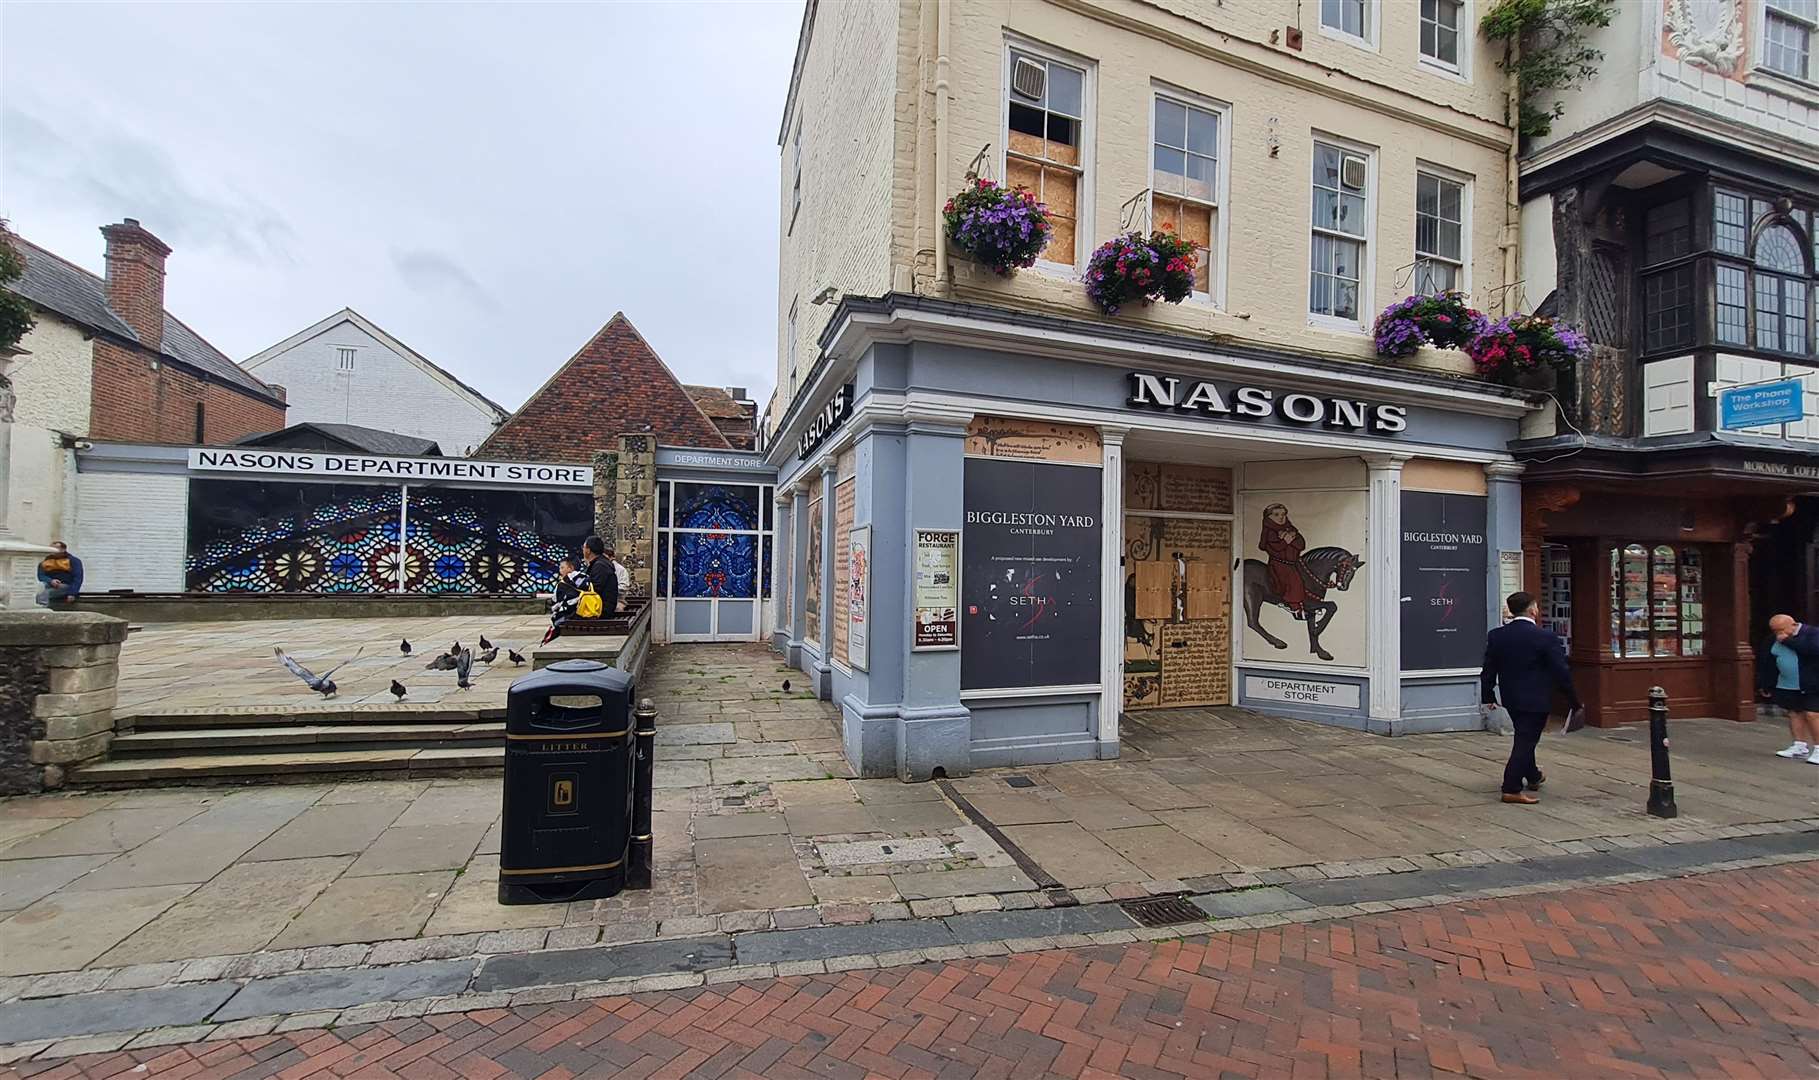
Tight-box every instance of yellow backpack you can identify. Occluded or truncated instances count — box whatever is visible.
[576,583,604,619]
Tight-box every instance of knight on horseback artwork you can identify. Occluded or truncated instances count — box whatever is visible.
[1242,501,1361,662]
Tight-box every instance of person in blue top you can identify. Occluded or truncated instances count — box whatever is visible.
[34,541,82,607]
[1760,613,1819,764]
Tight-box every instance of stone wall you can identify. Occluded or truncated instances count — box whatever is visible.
[591,435,658,596]
[0,611,128,794]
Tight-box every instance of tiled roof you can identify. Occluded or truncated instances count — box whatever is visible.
[237,422,443,457]
[684,385,750,419]
[7,236,282,403]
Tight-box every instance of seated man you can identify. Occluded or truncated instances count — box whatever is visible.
[36,541,83,607]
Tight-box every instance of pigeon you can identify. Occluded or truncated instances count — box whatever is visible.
[399,638,412,655]
[782,679,791,693]
[477,646,499,665]
[424,652,458,671]
[456,648,475,690]
[274,646,362,697]
[507,649,526,666]
[449,641,462,656]
[479,635,494,652]
[390,680,407,701]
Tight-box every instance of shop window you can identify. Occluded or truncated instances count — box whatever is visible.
[1610,544,1703,658]
[1717,264,1750,345]
[1151,92,1222,299]
[1321,0,1371,42]
[1310,140,1371,323]
[1753,225,1812,355]
[1714,191,1749,255]
[1644,200,1691,265]
[1414,170,1465,293]
[1006,45,1087,267]
[1419,0,1462,68]
[1764,0,1817,81]
[1643,266,1694,352]
[1541,543,1572,650]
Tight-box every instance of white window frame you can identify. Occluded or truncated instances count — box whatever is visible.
[789,115,803,233]
[334,346,357,373]
[1759,0,1819,85]
[1147,82,1232,310]
[786,298,799,399]
[1000,35,1096,274]
[1318,0,1379,51]
[1307,133,1378,333]
[1417,0,1469,78]
[1413,163,1472,296]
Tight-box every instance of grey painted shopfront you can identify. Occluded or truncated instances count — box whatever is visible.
[768,296,1536,780]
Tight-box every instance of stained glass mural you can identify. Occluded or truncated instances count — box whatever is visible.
[674,484,760,532]
[185,480,592,595]
[672,532,758,598]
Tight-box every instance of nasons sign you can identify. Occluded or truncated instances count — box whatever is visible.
[798,384,855,460]
[1126,372,1408,435]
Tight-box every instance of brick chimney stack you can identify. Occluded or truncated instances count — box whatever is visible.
[100,218,172,354]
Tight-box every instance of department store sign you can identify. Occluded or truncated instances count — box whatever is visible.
[1126,372,1408,435]
[188,448,592,487]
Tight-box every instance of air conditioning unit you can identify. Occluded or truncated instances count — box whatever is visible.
[1012,57,1046,102]
[1340,155,1367,191]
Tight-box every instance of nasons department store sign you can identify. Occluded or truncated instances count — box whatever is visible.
[188,448,593,487]
[1126,372,1408,435]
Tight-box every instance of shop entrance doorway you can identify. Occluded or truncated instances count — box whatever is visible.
[1122,461,1234,709]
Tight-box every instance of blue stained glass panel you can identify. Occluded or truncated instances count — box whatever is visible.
[674,484,761,532]
[672,532,758,598]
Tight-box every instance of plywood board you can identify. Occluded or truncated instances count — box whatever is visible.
[1158,619,1232,707]
[966,416,1102,464]
[1133,560,1172,621]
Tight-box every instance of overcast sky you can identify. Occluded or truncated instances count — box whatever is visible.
[2,1,802,410]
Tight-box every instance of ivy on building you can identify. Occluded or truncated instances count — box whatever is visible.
[1482,0,1617,138]
[0,224,33,354]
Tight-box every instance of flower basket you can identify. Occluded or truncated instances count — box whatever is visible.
[1372,291,1486,357]
[1083,231,1198,315]
[943,178,1052,277]
[1465,314,1590,387]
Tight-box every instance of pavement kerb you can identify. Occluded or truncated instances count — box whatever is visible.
[5,836,1815,1060]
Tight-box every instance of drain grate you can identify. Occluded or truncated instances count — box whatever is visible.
[1121,896,1206,928]
[1005,775,1036,789]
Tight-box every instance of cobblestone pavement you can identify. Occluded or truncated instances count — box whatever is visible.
[10,861,1818,1078]
[114,615,554,712]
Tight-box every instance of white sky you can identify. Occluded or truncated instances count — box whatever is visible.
[1,0,803,409]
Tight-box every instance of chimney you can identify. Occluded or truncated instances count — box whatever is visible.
[100,218,172,354]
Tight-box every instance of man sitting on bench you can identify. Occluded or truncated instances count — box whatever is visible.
[581,535,620,622]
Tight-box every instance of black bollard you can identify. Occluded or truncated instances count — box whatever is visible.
[1646,685,1677,819]
[627,697,657,889]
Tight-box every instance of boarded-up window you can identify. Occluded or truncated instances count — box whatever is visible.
[1152,94,1219,296]
[804,494,824,645]
[832,478,855,666]
[1007,47,1086,266]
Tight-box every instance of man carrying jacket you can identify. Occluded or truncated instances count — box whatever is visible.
[1481,591,1580,805]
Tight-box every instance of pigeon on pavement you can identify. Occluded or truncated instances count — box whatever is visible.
[479,635,494,652]
[424,652,458,671]
[390,680,407,700]
[478,646,499,665]
[456,648,475,690]
[399,638,412,655]
[274,646,362,697]
[508,649,526,666]
[783,679,791,693]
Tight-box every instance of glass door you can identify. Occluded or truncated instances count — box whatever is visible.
[658,481,772,641]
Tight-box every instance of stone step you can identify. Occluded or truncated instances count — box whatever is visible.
[67,745,504,786]
[124,704,505,730]
[111,721,506,754]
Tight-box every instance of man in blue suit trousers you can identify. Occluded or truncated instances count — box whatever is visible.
[1480,591,1580,805]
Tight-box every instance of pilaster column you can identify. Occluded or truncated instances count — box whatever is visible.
[1365,454,1409,728]
[815,465,837,691]
[1097,427,1127,757]
[1484,461,1525,631]
[771,487,793,649]
[789,483,810,651]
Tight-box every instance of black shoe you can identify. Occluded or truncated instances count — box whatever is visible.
[1526,771,1545,792]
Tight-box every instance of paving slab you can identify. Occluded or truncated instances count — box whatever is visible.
[773,780,861,807]
[851,779,945,805]
[889,866,1038,900]
[696,835,813,912]
[0,884,197,976]
[214,959,476,1021]
[97,857,352,967]
[733,919,957,965]
[423,857,569,936]
[784,803,880,837]
[346,823,487,876]
[1151,808,1317,868]
[271,871,455,949]
[0,982,238,1044]
[654,723,736,747]
[709,757,827,785]
[244,802,406,861]
[809,875,901,903]
[693,813,789,840]
[0,808,201,860]
[1098,824,1236,879]
[817,837,951,867]
[65,802,315,892]
[866,801,964,833]
[1190,887,1314,919]
[999,823,1143,888]
[653,761,712,789]
[475,936,732,992]
[956,794,1070,826]
[0,854,115,913]
[390,787,499,828]
[942,905,1137,944]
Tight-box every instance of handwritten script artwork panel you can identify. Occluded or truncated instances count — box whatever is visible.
[1121,514,1232,709]
[832,479,855,666]
[961,458,1103,691]
[1125,461,1234,514]
[966,416,1103,465]
[804,496,824,645]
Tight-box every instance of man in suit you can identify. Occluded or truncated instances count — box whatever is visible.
[1481,591,1581,805]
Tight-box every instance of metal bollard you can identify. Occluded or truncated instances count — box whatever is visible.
[1646,685,1677,819]
[627,697,656,890]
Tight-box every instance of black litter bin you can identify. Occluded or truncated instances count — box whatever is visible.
[498,659,635,904]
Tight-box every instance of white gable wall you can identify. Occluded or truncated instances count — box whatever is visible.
[245,318,500,456]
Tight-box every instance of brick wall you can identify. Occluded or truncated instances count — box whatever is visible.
[90,339,285,444]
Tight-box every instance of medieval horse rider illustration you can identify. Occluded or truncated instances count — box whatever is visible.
[1258,504,1309,617]
[1242,502,1360,662]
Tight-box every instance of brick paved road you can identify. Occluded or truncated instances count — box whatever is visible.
[13,862,1818,1079]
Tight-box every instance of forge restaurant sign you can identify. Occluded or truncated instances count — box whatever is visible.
[1400,490,1488,670]
[798,384,855,460]
[188,448,592,487]
[1126,372,1408,435]
[960,458,1102,691]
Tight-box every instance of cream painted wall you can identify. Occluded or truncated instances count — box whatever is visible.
[7,313,89,547]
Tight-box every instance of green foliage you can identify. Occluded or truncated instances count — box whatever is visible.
[1482,0,1616,138]
[0,224,34,354]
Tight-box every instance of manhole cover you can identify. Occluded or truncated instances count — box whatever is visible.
[1121,896,1206,928]
[1005,775,1036,789]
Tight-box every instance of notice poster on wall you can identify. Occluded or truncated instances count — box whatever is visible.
[961,458,1102,690]
[1400,491,1489,670]
[803,496,824,645]
[847,526,871,671]
[913,529,960,650]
